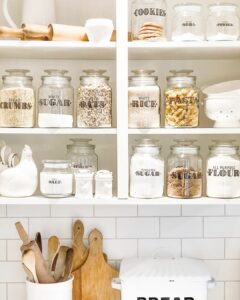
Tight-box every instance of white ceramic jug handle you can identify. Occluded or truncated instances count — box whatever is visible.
[2,0,17,28]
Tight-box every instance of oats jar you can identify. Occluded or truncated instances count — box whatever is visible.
[165,70,200,128]
[38,70,74,128]
[77,70,112,128]
[0,69,35,128]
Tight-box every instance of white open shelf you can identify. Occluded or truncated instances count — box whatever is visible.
[128,128,240,135]
[0,128,117,135]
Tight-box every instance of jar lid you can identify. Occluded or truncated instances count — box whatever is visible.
[95,170,112,179]
[174,3,202,12]
[41,69,71,81]
[67,139,95,150]
[42,160,71,168]
[171,139,200,152]
[134,138,160,148]
[3,69,33,80]
[209,3,238,12]
[209,140,239,151]
[75,169,94,179]
[80,69,109,80]
[167,70,196,86]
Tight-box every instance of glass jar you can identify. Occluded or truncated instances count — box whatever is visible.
[40,160,73,198]
[131,0,167,41]
[95,170,113,199]
[75,170,94,199]
[165,70,200,128]
[167,140,202,199]
[206,140,240,198]
[66,139,98,173]
[38,70,74,128]
[0,69,35,128]
[128,70,160,128]
[130,139,164,199]
[77,70,112,128]
[207,3,240,41]
[172,4,204,41]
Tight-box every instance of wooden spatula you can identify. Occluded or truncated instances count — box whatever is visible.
[48,236,60,272]
[22,262,35,282]
[22,250,39,283]
[54,246,69,282]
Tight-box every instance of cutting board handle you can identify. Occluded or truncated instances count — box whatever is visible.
[73,220,84,247]
[88,229,103,255]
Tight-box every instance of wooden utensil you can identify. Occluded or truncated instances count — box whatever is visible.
[48,24,88,41]
[80,229,120,300]
[48,235,60,272]
[22,250,39,283]
[15,222,55,283]
[61,248,73,282]
[54,246,69,282]
[35,232,42,253]
[21,24,50,40]
[22,262,35,282]
[0,26,23,39]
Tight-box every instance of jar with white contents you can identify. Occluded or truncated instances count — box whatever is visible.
[75,170,94,199]
[130,139,164,199]
[206,140,240,198]
[95,170,113,199]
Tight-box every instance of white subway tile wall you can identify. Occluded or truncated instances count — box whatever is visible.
[0,204,240,300]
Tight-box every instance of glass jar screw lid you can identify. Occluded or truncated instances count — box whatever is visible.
[134,138,161,149]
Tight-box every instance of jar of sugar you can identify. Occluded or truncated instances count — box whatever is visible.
[95,170,112,199]
[206,140,240,198]
[75,170,94,199]
[130,139,164,199]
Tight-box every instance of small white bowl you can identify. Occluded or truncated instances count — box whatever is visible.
[85,18,114,43]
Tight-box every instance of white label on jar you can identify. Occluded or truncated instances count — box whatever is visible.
[40,173,73,196]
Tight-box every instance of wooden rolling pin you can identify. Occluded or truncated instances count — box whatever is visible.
[49,24,88,41]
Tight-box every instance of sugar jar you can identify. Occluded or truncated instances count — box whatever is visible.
[0,69,35,128]
[167,140,202,199]
[66,139,98,173]
[172,4,204,41]
[206,140,240,198]
[77,70,112,128]
[130,139,164,199]
[207,3,240,41]
[165,70,200,128]
[75,170,94,199]
[131,0,167,41]
[95,170,113,199]
[38,70,74,128]
[128,70,160,128]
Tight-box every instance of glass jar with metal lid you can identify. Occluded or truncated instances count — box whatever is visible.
[165,70,200,128]
[172,3,204,41]
[129,70,161,128]
[66,138,98,173]
[0,69,35,128]
[167,139,202,199]
[206,140,240,198]
[77,69,112,128]
[40,160,73,198]
[38,70,74,128]
[207,3,240,41]
[130,138,164,199]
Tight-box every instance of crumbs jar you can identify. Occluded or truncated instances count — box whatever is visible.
[207,3,240,41]
[38,70,74,128]
[167,140,202,199]
[128,70,160,128]
[165,70,200,128]
[130,139,164,199]
[77,70,112,128]
[40,160,73,198]
[0,69,35,127]
[206,140,240,198]
[95,170,113,199]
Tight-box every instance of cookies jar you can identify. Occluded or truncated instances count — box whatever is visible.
[165,70,200,128]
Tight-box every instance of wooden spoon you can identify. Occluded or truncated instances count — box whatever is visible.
[22,250,39,283]
[54,246,69,282]
[48,236,60,272]
[35,232,42,253]
[60,248,73,282]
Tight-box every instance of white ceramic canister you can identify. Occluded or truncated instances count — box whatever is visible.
[95,170,113,199]
[75,169,94,199]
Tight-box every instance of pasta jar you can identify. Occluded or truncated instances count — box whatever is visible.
[75,170,94,199]
[38,70,74,128]
[40,160,73,198]
[207,3,240,41]
[128,70,160,128]
[130,139,164,199]
[0,69,35,128]
[172,4,204,41]
[131,0,167,41]
[77,70,112,128]
[167,140,202,199]
[165,70,200,128]
[66,139,98,173]
[206,140,240,198]
[95,170,113,199]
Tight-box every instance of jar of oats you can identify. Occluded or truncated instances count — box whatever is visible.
[77,70,112,128]
[165,70,200,128]
[0,69,35,128]
[128,70,160,128]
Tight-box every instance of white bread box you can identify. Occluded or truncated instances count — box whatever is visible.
[112,257,214,300]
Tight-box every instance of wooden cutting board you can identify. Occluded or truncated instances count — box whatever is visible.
[80,229,120,300]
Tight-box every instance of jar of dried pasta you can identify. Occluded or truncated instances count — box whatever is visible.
[77,70,112,128]
[165,70,200,128]
[0,69,35,128]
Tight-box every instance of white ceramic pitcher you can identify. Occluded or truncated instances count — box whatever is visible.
[2,0,56,28]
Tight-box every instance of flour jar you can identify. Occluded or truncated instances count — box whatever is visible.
[0,69,35,128]
[128,70,160,128]
[206,140,240,198]
[130,139,164,199]
[38,70,74,128]
[206,3,240,41]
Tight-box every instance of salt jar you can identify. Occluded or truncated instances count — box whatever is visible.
[130,139,164,199]
[38,70,74,128]
[95,170,113,199]
[0,69,35,128]
[207,4,240,41]
[206,140,240,198]
[75,170,94,199]
[128,70,161,128]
